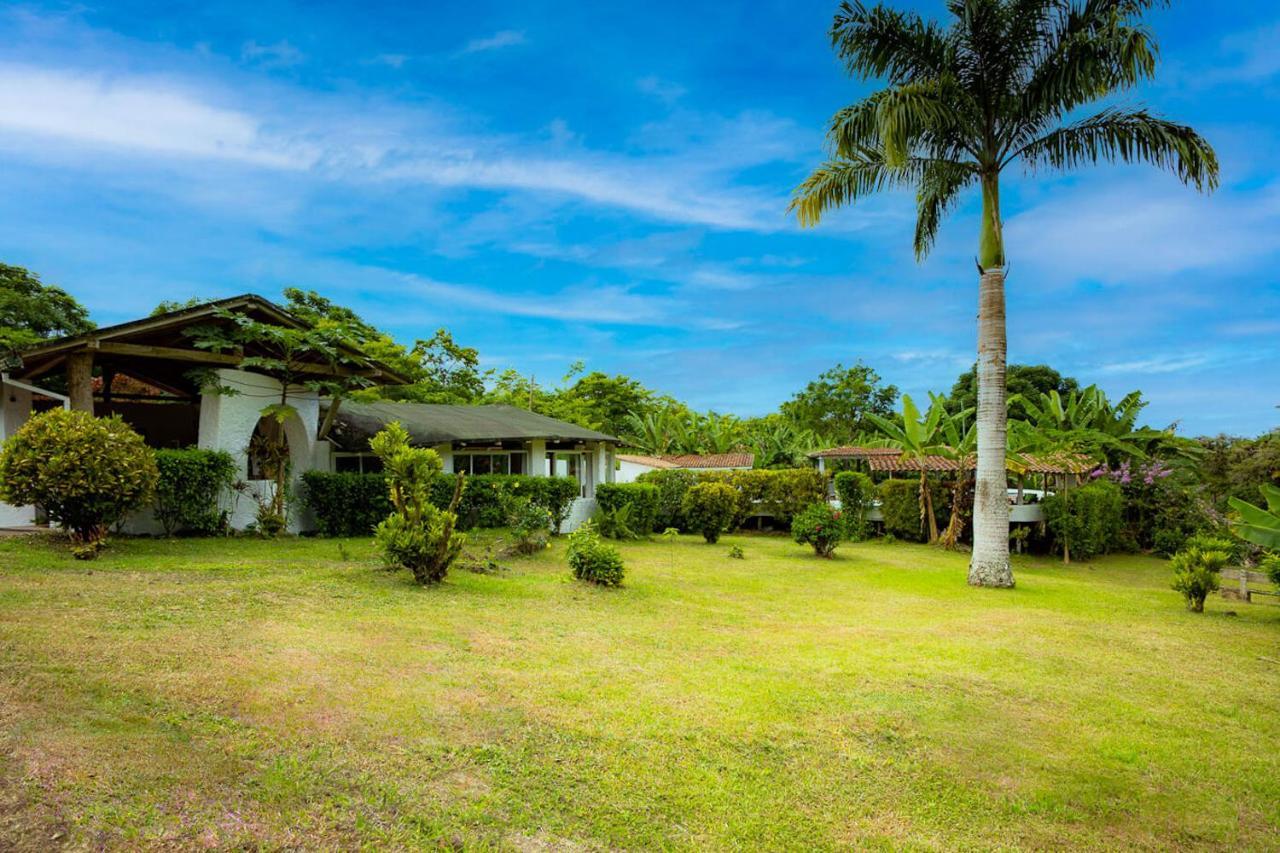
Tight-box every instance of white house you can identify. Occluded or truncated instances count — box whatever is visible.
[0,295,619,532]
[615,452,755,483]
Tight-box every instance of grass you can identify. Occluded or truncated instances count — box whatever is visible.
[0,531,1278,850]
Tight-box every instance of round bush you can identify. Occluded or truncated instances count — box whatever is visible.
[792,502,843,557]
[566,520,625,586]
[681,481,738,543]
[0,409,158,557]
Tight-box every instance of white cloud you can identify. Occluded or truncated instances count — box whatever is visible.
[457,29,526,55]
[637,75,686,105]
[1097,354,1210,375]
[241,40,305,69]
[0,62,795,232]
[0,64,319,168]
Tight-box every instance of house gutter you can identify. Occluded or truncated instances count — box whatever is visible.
[1,373,71,410]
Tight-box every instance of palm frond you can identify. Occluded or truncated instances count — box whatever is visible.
[913,161,977,259]
[831,1,952,84]
[1014,108,1219,190]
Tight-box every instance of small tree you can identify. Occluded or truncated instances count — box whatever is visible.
[792,503,843,558]
[566,520,625,586]
[834,471,874,541]
[0,409,157,558]
[370,422,465,584]
[1170,546,1227,613]
[682,482,738,544]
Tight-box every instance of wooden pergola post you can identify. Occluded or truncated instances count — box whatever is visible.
[66,350,95,413]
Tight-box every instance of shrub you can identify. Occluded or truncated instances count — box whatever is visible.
[153,448,236,536]
[1042,480,1124,562]
[0,409,158,558]
[638,469,699,530]
[791,502,843,558]
[566,520,624,586]
[506,496,551,555]
[682,482,738,543]
[536,476,580,535]
[834,471,874,541]
[370,422,465,584]
[727,544,745,559]
[592,501,639,540]
[878,479,924,541]
[302,471,391,537]
[1170,546,1228,612]
[595,482,660,535]
[1182,532,1242,564]
[1263,553,1280,587]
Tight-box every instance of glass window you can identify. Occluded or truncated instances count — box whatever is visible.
[334,455,362,473]
[510,453,525,475]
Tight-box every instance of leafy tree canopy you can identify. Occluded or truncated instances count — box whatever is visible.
[0,263,94,358]
[779,362,898,444]
[946,364,1078,421]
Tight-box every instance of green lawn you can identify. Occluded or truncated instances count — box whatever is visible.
[1,532,1277,850]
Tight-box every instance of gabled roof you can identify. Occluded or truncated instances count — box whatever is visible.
[11,293,409,386]
[327,400,620,450]
[618,452,755,470]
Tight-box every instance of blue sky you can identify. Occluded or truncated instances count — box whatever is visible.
[0,2,1277,436]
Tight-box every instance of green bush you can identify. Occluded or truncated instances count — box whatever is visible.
[791,502,843,557]
[303,471,578,535]
[566,520,624,586]
[877,479,924,541]
[0,409,158,558]
[153,448,236,536]
[1182,532,1243,564]
[682,482,738,544]
[592,501,639,540]
[1262,553,1280,587]
[506,496,551,555]
[834,471,874,541]
[595,482,659,535]
[302,471,391,537]
[637,468,827,532]
[370,423,465,585]
[1042,480,1124,562]
[1170,545,1228,612]
[637,469,698,530]
[727,544,745,559]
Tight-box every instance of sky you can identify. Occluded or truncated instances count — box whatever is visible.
[0,1,1277,437]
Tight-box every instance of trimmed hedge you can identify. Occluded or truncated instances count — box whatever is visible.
[1042,480,1124,562]
[154,448,237,536]
[302,471,391,537]
[878,479,924,541]
[303,471,580,536]
[595,482,660,535]
[636,468,827,533]
[682,482,739,544]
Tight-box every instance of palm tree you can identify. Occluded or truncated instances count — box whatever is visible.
[790,0,1217,587]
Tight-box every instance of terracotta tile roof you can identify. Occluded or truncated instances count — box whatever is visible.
[617,454,678,469]
[809,446,902,459]
[618,452,755,469]
[863,452,1093,475]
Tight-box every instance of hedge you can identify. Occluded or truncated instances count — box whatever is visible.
[303,471,580,536]
[1042,479,1124,562]
[834,470,874,541]
[153,448,237,536]
[595,482,660,535]
[635,468,827,533]
[877,479,925,541]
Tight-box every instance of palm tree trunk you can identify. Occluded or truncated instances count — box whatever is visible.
[969,175,1013,588]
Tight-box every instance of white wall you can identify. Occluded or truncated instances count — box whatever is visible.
[191,369,321,534]
[0,382,35,526]
[616,459,661,484]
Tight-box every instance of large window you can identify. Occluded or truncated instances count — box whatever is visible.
[454,452,525,476]
[333,454,384,474]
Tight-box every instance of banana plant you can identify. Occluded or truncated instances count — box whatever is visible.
[867,395,948,543]
[1229,485,1280,549]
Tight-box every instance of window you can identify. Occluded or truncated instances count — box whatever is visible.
[333,454,383,474]
[455,452,523,475]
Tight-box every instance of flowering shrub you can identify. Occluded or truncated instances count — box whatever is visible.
[791,502,843,557]
[0,409,157,558]
[1091,460,1208,554]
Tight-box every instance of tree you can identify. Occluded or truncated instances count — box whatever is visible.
[0,263,94,361]
[790,0,1217,587]
[867,394,948,543]
[947,364,1078,421]
[779,362,897,444]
